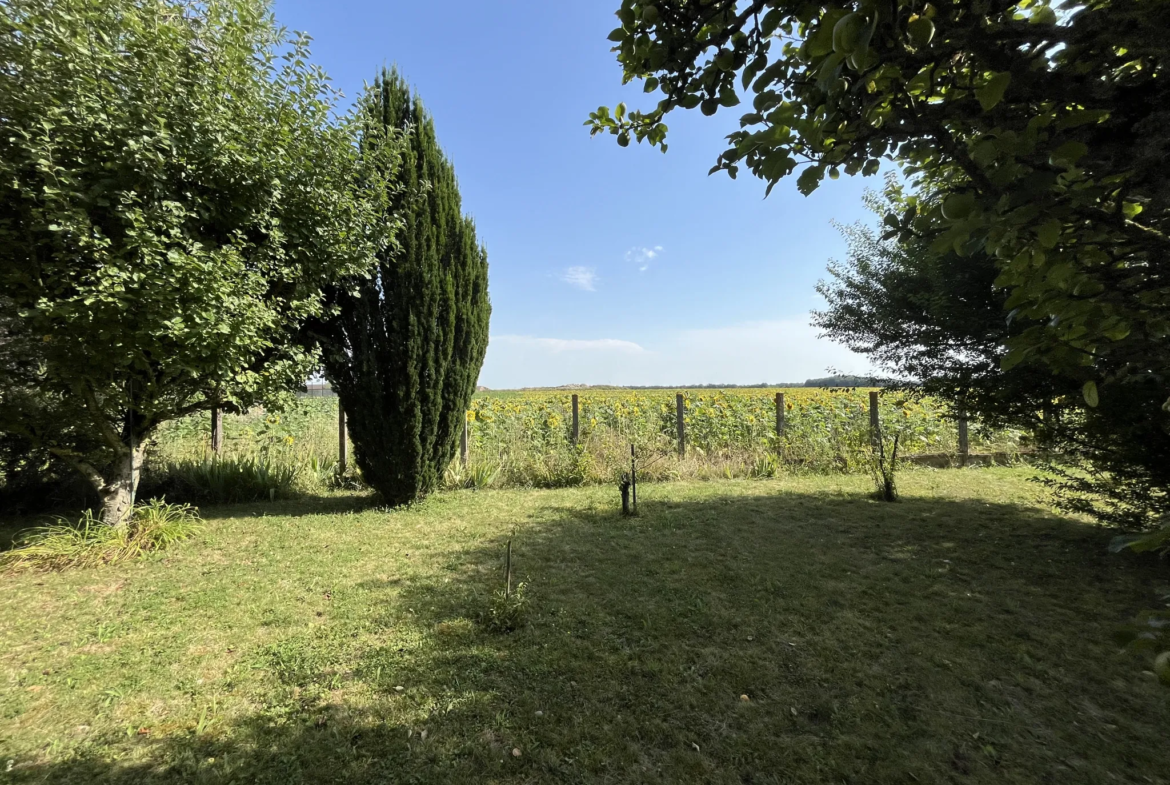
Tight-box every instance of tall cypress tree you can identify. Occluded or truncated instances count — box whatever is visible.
[320,68,490,505]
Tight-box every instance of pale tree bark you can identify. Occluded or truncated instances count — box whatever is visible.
[97,442,146,526]
[66,382,149,526]
[51,442,146,527]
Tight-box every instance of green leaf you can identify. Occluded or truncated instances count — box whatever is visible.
[1122,201,1144,219]
[761,8,784,36]
[1036,219,1061,248]
[941,193,975,220]
[1082,381,1099,408]
[832,13,865,55]
[796,165,824,195]
[1055,109,1110,130]
[1155,652,1170,687]
[719,90,740,108]
[807,24,835,57]
[907,16,934,48]
[761,150,791,180]
[976,72,1011,112]
[1001,345,1031,372]
[1030,5,1057,25]
[1104,322,1131,341]
[1049,141,1088,166]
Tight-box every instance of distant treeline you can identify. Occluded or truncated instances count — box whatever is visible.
[802,375,880,388]
[511,375,882,392]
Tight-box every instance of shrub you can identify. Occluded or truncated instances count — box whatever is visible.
[1,499,200,572]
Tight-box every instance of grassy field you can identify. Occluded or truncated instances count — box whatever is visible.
[2,468,1167,784]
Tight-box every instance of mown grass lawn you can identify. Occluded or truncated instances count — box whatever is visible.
[1,468,1167,784]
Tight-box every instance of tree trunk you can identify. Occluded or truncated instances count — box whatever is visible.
[98,443,145,527]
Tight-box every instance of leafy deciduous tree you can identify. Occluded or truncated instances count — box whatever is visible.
[817,182,1170,525]
[0,0,396,523]
[588,0,1170,412]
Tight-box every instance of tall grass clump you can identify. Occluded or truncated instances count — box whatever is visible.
[1,499,200,572]
[149,456,302,504]
[442,459,501,490]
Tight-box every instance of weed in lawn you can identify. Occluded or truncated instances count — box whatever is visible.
[484,582,530,634]
[869,429,901,502]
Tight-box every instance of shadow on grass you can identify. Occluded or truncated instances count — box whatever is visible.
[185,491,382,521]
[9,487,1170,784]
[0,493,382,552]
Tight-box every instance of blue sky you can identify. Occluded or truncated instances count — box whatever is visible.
[275,0,881,388]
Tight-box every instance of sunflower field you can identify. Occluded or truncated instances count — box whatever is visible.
[460,388,1026,487]
[142,389,1027,497]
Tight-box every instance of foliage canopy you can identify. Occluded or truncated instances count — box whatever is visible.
[0,0,396,522]
[319,69,490,507]
[589,0,1170,407]
[817,184,1170,525]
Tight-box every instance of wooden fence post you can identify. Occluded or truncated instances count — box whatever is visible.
[958,411,970,467]
[775,392,786,440]
[210,405,223,456]
[869,390,881,446]
[571,394,579,446]
[338,402,348,474]
[461,415,470,468]
[676,393,686,458]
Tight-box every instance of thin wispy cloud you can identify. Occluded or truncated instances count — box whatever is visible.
[478,316,871,388]
[491,335,646,354]
[625,245,664,271]
[561,266,597,291]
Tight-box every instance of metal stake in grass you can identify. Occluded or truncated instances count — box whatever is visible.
[505,538,512,599]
